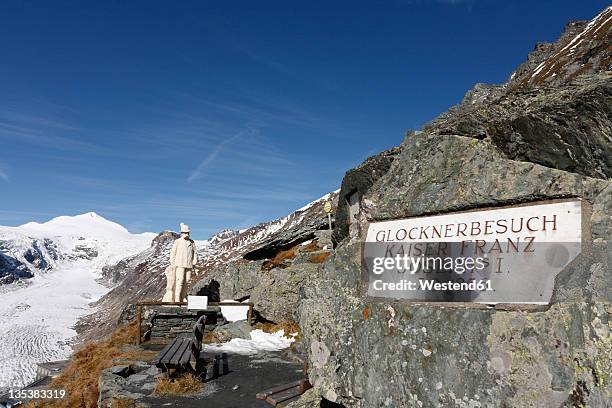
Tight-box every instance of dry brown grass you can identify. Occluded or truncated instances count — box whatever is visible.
[261,246,296,270]
[109,398,136,408]
[154,373,202,396]
[203,330,228,344]
[301,239,322,252]
[25,321,154,408]
[308,252,331,264]
[255,320,301,340]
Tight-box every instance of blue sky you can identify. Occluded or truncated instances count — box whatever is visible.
[0,0,606,238]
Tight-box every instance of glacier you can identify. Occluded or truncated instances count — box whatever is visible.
[0,212,154,391]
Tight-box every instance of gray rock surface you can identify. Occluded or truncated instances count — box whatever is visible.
[251,262,320,322]
[191,252,327,323]
[98,369,146,407]
[98,361,162,407]
[424,74,612,179]
[189,261,262,301]
[210,320,252,342]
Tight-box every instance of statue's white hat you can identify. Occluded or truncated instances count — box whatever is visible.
[180,223,191,233]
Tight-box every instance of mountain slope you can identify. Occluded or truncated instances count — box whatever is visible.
[423,6,612,179]
[508,6,611,88]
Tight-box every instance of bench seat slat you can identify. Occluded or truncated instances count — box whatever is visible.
[155,338,185,366]
[164,338,186,363]
[265,386,302,406]
[153,340,180,365]
[169,339,192,366]
[256,379,311,399]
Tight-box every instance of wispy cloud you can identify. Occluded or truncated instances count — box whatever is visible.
[187,123,262,183]
[0,165,8,182]
[0,108,112,156]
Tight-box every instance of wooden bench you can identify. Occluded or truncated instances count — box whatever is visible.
[256,379,312,406]
[153,315,206,373]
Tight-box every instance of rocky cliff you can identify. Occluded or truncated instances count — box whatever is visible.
[424,6,611,179]
[294,7,612,408]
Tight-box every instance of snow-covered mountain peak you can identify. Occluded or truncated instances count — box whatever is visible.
[1,213,155,285]
[18,212,135,240]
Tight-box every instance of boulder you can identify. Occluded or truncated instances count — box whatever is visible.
[251,262,320,322]
[189,261,262,300]
[332,147,399,247]
[210,320,252,342]
[314,230,333,250]
[98,360,161,407]
[98,369,145,407]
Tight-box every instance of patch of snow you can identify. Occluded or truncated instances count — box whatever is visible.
[561,7,612,55]
[202,329,295,355]
[530,6,612,82]
[530,61,547,79]
[296,189,339,213]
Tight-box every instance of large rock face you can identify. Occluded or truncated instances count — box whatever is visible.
[298,7,612,408]
[424,6,612,179]
[191,231,333,323]
[424,74,612,179]
[190,261,262,301]
[299,134,611,407]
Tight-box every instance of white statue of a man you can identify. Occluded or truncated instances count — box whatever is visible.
[162,223,198,302]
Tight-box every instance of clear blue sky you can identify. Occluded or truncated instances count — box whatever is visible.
[0,0,606,238]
